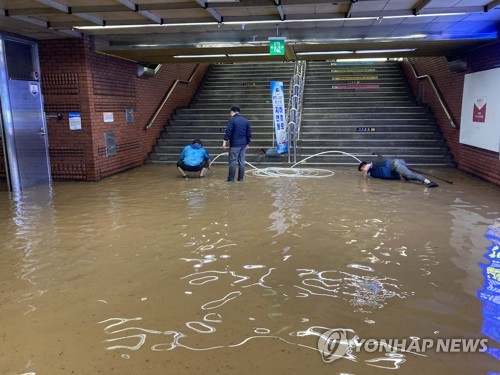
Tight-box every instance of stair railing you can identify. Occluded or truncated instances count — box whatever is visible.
[404,58,456,128]
[145,64,202,130]
[286,60,307,163]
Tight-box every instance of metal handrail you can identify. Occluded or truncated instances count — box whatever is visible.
[145,64,202,130]
[287,60,306,138]
[286,60,307,163]
[404,58,456,128]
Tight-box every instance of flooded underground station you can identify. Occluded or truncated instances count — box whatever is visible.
[0,164,499,375]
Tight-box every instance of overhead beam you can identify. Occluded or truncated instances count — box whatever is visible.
[206,7,223,23]
[351,7,484,18]
[222,15,281,22]
[6,0,482,18]
[50,19,159,28]
[346,1,355,18]
[195,0,223,22]
[418,6,485,15]
[285,12,345,21]
[137,3,201,11]
[58,29,84,37]
[281,0,350,4]
[275,0,286,21]
[116,0,162,24]
[34,0,105,26]
[5,5,132,15]
[7,7,64,15]
[284,44,296,60]
[5,0,488,21]
[413,0,432,15]
[72,13,106,26]
[34,0,68,13]
[139,0,347,10]
[0,14,82,38]
[11,15,49,28]
[485,0,500,11]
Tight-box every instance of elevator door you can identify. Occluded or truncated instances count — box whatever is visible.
[0,37,50,191]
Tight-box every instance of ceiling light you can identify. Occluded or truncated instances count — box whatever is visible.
[355,48,416,53]
[296,51,354,56]
[75,15,382,30]
[338,58,387,62]
[174,54,226,58]
[75,22,219,30]
[74,11,466,31]
[227,53,270,57]
[383,12,466,19]
[363,34,427,40]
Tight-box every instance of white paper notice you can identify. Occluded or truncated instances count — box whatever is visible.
[69,111,82,130]
[103,112,114,123]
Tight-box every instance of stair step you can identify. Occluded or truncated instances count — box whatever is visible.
[177,107,425,114]
[147,61,453,167]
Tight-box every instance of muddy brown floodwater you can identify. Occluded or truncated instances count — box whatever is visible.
[0,164,499,375]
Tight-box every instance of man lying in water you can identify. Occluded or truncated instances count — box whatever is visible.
[358,159,438,188]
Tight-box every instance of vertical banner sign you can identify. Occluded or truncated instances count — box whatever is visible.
[270,81,287,153]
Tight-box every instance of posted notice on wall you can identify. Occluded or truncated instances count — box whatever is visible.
[103,112,114,123]
[460,67,500,152]
[472,97,487,123]
[69,112,82,130]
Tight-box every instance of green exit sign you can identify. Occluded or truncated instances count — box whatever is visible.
[269,37,286,56]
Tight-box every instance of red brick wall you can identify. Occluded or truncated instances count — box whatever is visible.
[401,41,500,187]
[38,36,207,181]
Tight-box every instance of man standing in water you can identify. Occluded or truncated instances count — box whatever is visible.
[222,106,252,182]
[358,159,438,188]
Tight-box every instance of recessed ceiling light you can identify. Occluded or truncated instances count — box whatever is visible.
[296,51,353,55]
[174,54,227,58]
[227,53,270,57]
[356,48,416,53]
[338,58,388,62]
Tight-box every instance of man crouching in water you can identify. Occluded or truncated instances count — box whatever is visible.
[177,139,211,179]
[358,159,438,188]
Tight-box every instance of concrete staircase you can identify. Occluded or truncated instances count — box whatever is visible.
[297,60,454,166]
[148,60,454,167]
[148,62,295,165]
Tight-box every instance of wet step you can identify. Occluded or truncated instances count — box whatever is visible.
[148,60,454,167]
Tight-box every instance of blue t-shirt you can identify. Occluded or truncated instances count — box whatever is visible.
[179,144,210,166]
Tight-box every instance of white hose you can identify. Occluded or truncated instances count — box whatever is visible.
[249,167,334,179]
[209,150,362,179]
[291,150,362,168]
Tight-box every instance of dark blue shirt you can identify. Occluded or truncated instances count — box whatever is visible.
[368,159,400,179]
[224,113,251,147]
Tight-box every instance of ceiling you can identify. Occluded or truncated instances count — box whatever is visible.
[0,0,499,63]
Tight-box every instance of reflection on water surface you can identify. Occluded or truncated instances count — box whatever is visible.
[0,165,498,374]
